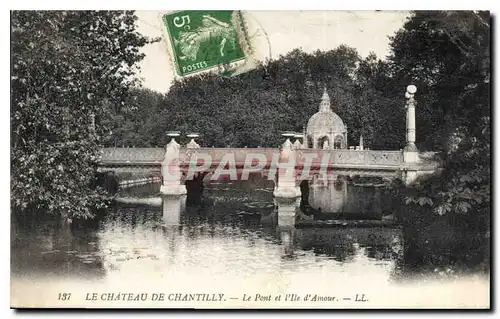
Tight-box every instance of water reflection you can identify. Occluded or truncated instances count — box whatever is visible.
[11,214,106,279]
[274,197,300,228]
[11,178,487,293]
[277,228,296,259]
[304,177,387,220]
[10,181,403,284]
[308,176,348,213]
[162,195,186,226]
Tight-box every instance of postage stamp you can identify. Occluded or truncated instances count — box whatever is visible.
[161,10,250,77]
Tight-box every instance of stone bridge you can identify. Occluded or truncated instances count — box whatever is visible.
[97,85,443,226]
[98,85,443,199]
[98,145,442,196]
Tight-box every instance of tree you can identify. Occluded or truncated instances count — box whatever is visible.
[101,88,166,147]
[389,11,490,225]
[352,53,406,150]
[115,46,407,151]
[11,11,152,219]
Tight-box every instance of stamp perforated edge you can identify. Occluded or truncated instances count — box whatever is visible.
[157,10,258,79]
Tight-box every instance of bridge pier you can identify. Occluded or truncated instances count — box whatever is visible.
[160,184,187,195]
[162,195,186,226]
[160,138,187,196]
[274,196,301,228]
[402,150,420,186]
[273,139,302,227]
[273,139,301,198]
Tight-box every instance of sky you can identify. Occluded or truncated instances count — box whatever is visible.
[135,11,410,93]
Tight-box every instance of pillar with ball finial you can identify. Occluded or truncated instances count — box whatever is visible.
[403,85,419,164]
[403,85,420,187]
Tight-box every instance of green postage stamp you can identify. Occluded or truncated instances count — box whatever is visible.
[161,10,252,77]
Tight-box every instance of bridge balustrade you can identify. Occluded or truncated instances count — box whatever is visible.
[100,147,405,168]
[100,148,165,164]
[298,149,404,167]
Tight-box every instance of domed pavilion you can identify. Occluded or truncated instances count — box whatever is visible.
[305,87,348,149]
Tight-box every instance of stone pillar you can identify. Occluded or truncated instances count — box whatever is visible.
[403,170,419,186]
[186,133,200,149]
[160,138,187,195]
[403,85,419,185]
[293,139,302,150]
[302,125,307,148]
[186,139,200,149]
[404,85,419,163]
[345,125,348,149]
[274,196,301,228]
[273,138,301,227]
[273,138,301,198]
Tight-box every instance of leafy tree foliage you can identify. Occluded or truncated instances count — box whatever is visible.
[110,46,406,151]
[11,11,151,219]
[390,11,490,225]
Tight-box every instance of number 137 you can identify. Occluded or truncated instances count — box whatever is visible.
[58,293,71,301]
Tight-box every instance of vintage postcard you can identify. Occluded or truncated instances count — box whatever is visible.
[10,10,490,309]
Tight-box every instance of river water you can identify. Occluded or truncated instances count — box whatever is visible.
[10,179,490,308]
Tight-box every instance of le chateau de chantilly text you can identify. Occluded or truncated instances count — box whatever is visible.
[77,292,369,303]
